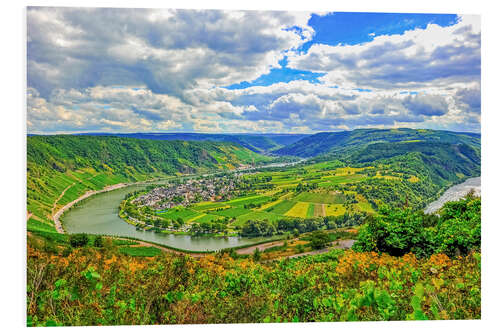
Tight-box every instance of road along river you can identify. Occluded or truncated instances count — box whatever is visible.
[424,177,481,214]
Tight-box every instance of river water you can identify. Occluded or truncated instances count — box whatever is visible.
[424,177,481,214]
[62,183,275,251]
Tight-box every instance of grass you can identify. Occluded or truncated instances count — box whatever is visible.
[285,202,310,218]
[306,203,315,218]
[293,191,346,204]
[325,204,347,216]
[112,239,140,246]
[258,199,283,211]
[227,195,271,207]
[191,213,225,223]
[233,210,282,226]
[157,207,202,221]
[191,202,230,212]
[212,206,252,218]
[319,174,367,186]
[355,202,376,214]
[27,218,55,233]
[265,200,296,215]
[118,246,162,257]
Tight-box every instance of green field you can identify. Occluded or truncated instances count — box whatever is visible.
[264,200,296,215]
[157,208,202,221]
[285,202,310,218]
[306,203,315,217]
[190,213,225,223]
[27,218,55,233]
[234,210,282,226]
[293,191,346,204]
[212,206,252,218]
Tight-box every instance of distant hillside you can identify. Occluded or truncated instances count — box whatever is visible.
[346,141,481,187]
[70,132,309,153]
[275,128,480,158]
[27,135,270,223]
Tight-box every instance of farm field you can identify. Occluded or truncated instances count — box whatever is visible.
[119,158,433,235]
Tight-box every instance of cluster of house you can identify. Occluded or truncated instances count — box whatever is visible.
[132,176,240,210]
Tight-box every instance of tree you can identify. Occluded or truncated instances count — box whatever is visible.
[93,235,103,247]
[309,230,330,250]
[253,248,261,261]
[69,233,89,248]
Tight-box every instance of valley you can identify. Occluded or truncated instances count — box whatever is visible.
[26,128,482,325]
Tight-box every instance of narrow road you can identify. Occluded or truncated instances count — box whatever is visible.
[267,239,355,261]
[113,237,207,258]
[236,240,286,255]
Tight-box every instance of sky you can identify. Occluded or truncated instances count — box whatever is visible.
[27,8,481,134]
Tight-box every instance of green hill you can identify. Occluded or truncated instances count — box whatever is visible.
[275,128,480,157]
[69,132,308,153]
[27,135,270,225]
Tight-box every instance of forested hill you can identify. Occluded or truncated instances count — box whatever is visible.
[68,132,309,154]
[28,135,269,175]
[27,135,269,223]
[274,128,480,157]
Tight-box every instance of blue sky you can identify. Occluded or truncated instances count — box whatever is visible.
[27,8,480,134]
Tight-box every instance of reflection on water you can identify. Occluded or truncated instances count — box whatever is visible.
[424,177,481,214]
[62,184,272,251]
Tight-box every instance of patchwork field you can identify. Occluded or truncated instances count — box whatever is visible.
[293,191,346,204]
[145,160,386,233]
[285,202,310,218]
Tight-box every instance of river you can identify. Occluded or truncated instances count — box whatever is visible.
[62,183,279,251]
[424,177,481,214]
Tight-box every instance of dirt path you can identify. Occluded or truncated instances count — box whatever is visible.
[27,211,32,221]
[269,239,355,261]
[53,183,128,234]
[52,183,75,217]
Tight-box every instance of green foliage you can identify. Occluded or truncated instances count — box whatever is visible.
[253,248,262,261]
[353,196,481,258]
[27,235,481,325]
[118,246,162,257]
[93,235,104,248]
[27,135,269,221]
[276,128,480,158]
[69,234,89,248]
[308,230,331,249]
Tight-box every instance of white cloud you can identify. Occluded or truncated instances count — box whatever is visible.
[27,9,480,134]
[287,15,480,90]
[28,7,314,98]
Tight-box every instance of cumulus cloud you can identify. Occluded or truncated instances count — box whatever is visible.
[27,9,481,134]
[287,15,480,91]
[27,7,313,99]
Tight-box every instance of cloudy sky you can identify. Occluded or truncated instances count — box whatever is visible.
[27,8,480,134]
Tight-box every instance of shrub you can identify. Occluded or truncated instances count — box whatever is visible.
[309,230,330,249]
[353,196,481,258]
[93,235,103,247]
[69,234,89,248]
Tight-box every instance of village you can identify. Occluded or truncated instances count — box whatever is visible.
[131,174,244,210]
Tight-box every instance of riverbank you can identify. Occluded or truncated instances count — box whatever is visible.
[424,176,481,214]
[53,183,129,233]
